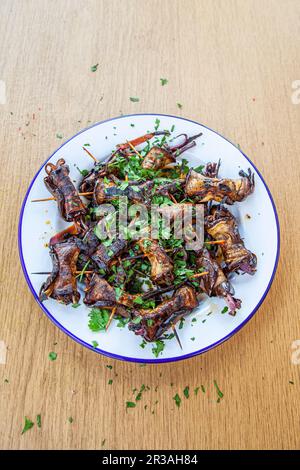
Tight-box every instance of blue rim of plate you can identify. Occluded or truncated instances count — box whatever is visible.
[18,113,280,364]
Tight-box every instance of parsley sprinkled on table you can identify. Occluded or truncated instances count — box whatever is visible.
[49,351,57,361]
[21,417,34,435]
[173,393,181,408]
[90,63,99,72]
[36,414,42,428]
[126,401,136,409]
[214,380,224,399]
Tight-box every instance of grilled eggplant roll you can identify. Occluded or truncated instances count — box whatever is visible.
[91,239,127,271]
[44,159,86,221]
[128,285,198,341]
[196,247,241,314]
[185,168,254,204]
[93,178,153,205]
[138,238,174,285]
[84,274,116,307]
[79,162,106,196]
[205,206,257,274]
[142,146,176,170]
[39,239,80,304]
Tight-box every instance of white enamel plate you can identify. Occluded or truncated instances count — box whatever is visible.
[19,114,280,363]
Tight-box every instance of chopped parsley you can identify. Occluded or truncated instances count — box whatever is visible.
[106,365,113,370]
[36,414,42,428]
[71,303,81,308]
[193,164,205,174]
[129,97,139,102]
[154,118,160,130]
[126,401,136,409]
[152,340,165,358]
[176,102,183,109]
[68,417,73,423]
[135,384,146,402]
[90,63,99,72]
[221,306,229,314]
[173,393,181,408]
[49,351,57,361]
[108,379,113,385]
[194,387,200,396]
[21,417,34,435]
[201,385,206,393]
[183,386,189,399]
[213,380,224,399]
[56,133,63,139]
[88,308,110,331]
[160,78,168,86]
[91,341,99,348]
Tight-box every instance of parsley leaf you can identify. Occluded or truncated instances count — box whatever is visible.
[160,78,168,86]
[21,417,34,435]
[152,340,165,358]
[193,165,205,174]
[173,393,181,408]
[130,97,139,102]
[49,351,57,361]
[91,63,99,72]
[88,308,110,332]
[214,380,224,399]
[126,401,136,409]
[36,414,42,428]
[183,386,189,399]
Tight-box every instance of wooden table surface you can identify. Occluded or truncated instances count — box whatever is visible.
[0,0,299,450]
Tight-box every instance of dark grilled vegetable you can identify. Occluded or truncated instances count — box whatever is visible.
[196,247,241,314]
[84,274,116,307]
[128,285,198,341]
[94,178,153,205]
[142,147,176,170]
[142,132,203,170]
[39,239,80,304]
[138,238,174,285]
[185,168,254,204]
[79,162,106,196]
[205,205,257,274]
[44,159,86,221]
[91,239,127,271]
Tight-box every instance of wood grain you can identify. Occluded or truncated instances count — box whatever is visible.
[0,0,299,450]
